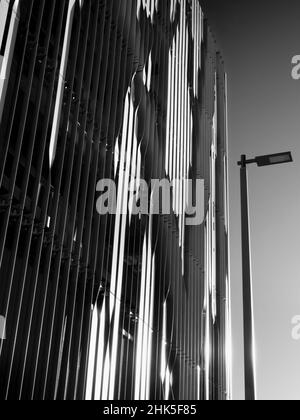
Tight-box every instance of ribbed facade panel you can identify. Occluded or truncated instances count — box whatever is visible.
[0,0,231,400]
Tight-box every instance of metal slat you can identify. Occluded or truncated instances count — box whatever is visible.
[19,0,82,400]
[0,0,59,400]
[33,1,93,400]
[0,0,231,401]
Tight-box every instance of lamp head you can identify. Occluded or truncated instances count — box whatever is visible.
[255,152,293,167]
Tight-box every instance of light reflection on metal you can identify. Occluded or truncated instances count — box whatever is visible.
[0,0,231,401]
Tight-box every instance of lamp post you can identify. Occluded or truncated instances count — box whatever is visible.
[237,151,293,401]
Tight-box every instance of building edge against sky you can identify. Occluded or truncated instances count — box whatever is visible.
[0,0,232,400]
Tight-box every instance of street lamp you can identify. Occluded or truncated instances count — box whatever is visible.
[237,151,293,401]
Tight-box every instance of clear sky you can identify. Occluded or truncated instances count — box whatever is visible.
[201,0,300,400]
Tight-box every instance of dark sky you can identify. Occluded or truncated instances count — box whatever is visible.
[200,0,300,400]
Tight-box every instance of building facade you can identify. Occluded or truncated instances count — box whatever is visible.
[0,0,231,400]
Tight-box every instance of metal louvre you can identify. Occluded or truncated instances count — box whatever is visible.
[0,0,231,401]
